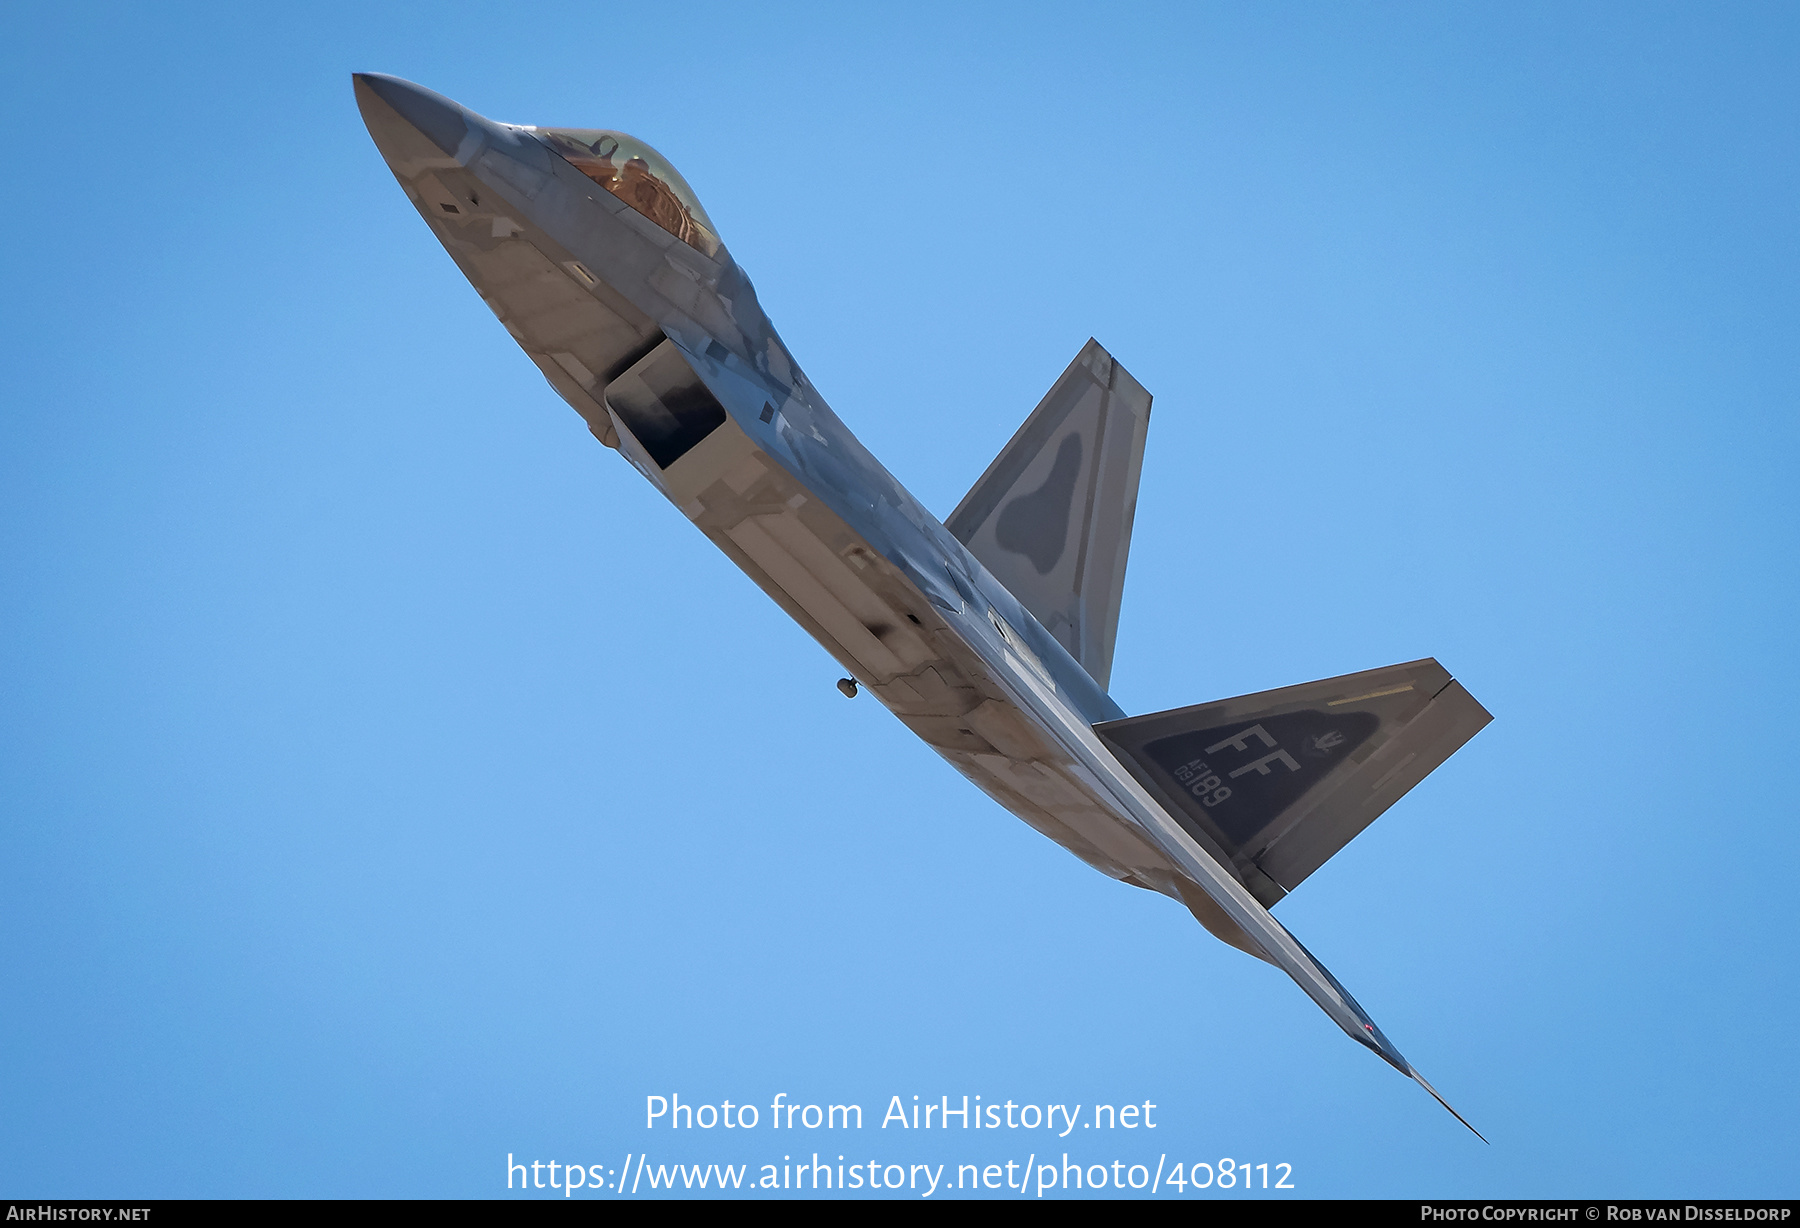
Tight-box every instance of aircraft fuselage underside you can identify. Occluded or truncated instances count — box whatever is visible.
[355,74,1492,1133]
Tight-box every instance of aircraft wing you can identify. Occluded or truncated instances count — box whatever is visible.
[1074,716,1487,1136]
[1081,659,1490,1136]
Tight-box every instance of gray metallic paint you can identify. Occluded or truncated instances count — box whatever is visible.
[354,73,1487,1136]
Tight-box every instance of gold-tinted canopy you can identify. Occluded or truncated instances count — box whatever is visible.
[536,128,720,258]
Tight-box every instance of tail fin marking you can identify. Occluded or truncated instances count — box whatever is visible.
[1096,658,1491,906]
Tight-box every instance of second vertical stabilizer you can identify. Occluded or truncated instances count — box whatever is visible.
[947,340,1151,690]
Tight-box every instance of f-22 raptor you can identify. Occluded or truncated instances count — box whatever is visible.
[355,73,1492,1135]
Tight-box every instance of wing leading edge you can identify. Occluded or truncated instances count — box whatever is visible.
[1074,717,1487,1139]
[1085,660,1490,1138]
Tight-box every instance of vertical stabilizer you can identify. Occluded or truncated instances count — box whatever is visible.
[947,340,1151,690]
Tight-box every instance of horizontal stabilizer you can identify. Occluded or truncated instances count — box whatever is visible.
[1095,659,1490,906]
[947,340,1150,690]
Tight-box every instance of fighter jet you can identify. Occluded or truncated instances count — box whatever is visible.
[354,73,1491,1136]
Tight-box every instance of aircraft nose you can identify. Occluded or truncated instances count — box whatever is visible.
[352,72,469,156]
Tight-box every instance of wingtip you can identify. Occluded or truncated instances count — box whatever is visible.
[1411,1069,1487,1143]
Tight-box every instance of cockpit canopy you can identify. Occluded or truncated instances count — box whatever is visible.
[534,128,721,258]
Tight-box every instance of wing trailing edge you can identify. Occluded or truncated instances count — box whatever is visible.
[947,340,1150,691]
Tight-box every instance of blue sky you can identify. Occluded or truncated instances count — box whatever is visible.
[1,0,1795,1199]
